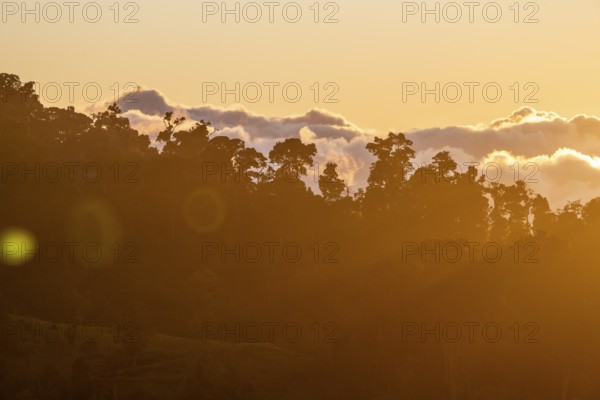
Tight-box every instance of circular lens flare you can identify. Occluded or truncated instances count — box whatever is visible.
[182,188,227,234]
[0,228,37,267]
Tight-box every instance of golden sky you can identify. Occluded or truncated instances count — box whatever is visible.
[2,0,599,131]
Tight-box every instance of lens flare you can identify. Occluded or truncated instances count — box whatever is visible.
[0,228,37,267]
[182,187,227,234]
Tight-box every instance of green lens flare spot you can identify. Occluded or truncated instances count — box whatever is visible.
[0,228,37,267]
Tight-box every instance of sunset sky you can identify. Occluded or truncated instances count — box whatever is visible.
[2,0,600,206]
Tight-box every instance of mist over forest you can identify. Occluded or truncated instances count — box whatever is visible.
[2,73,600,399]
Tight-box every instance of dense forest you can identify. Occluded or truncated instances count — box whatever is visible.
[1,72,600,399]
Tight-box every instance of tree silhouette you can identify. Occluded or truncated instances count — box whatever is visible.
[269,138,317,183]
[319,162,346,203]
[365,132,415,213]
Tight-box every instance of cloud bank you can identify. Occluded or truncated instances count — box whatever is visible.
[93,90,600,209]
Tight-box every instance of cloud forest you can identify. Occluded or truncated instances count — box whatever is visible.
[2,73,600,399]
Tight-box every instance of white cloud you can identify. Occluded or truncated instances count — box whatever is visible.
[95,91,600,209]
